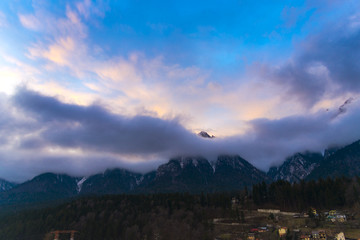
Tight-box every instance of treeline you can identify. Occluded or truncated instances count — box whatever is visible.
[1,177,359,239]
[0,193,234,240]
[252,177,360,211]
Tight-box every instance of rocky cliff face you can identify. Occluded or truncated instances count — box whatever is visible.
[268,152,323,182]
[147,156,216,192]
[148,155,269,192]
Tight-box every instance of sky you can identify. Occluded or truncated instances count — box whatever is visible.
[1,0,360,182]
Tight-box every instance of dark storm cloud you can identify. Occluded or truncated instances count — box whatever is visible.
[12,88,206,155]
[266,13,360,106]
[0,93,39,146]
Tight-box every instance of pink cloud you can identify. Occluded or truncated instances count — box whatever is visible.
[19,14,42,31]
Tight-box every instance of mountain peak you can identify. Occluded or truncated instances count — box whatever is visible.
[213,155,269,191]
[198,131,215,138]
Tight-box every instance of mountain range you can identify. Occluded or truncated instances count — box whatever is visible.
[269,139,360,182]
[0,138,359,208]
[0,155,269,207]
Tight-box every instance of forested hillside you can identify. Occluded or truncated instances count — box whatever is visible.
[1,177,360,240]
[0,193,233,240]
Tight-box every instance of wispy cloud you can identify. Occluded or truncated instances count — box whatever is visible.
[19,13,42,31]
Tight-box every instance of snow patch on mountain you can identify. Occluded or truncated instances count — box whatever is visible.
[76,177,87,193]
[0,178,16,192]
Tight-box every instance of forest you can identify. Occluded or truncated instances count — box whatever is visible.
[0,177,359,240]
[252,177,360,210]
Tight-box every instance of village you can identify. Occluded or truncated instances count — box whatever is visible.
[213,199,360,240]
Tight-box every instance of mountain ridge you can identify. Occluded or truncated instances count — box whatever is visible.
[267,152,323,182]
[1,139,360,208]
[307,139,360,180]
[0,155,267,207]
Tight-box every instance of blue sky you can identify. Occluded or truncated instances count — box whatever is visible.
[1,0,360,181]
[1,1,316,73]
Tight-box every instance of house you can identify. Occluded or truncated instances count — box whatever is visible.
[278,227,287,238]
[335,232,345,240]
[336,214,346,222]
[247,233,255,240]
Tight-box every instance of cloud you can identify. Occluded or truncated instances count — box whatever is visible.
[0,88,359,182]
[239,99,360,167]
[0,88,222,181]
[19,14,42,30]
[14,0,327,138]
[263,7,360,107]
[4,88,214,179]
[12,88,197,155]
[29,37,78,66]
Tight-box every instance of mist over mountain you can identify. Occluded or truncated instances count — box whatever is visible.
[0,88,360,183]
[0,155,268,207]
[0,137,359,209]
